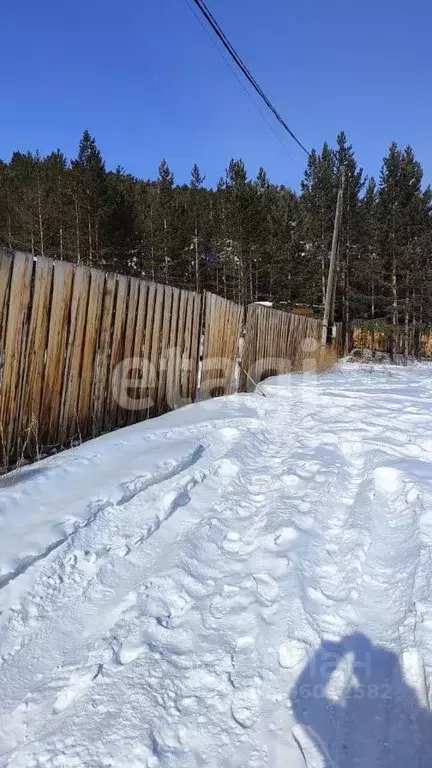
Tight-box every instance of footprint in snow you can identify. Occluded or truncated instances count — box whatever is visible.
[252,573,280,604]
[278,639,310,669]
[0,661,104,748]
[231,688,260,728]
[52,663,103,714]
[230,636,260,689]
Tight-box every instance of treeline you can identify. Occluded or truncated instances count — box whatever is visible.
[1,129,432,328]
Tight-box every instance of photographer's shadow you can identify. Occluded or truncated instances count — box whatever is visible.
[290,632,432,767]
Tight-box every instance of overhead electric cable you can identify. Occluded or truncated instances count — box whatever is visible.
[189,0,310,157]
[183,0,301,167]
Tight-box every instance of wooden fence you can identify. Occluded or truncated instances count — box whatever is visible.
[352,326,432,358]
[0,253,204,467]
[241,303,323,390]
[0,251,327,471]
[200,292,245,398]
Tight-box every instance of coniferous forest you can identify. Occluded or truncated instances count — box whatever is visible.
[1,129,432,329]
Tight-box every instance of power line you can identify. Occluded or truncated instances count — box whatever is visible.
[189,0,310,157]
[183,0,302,169]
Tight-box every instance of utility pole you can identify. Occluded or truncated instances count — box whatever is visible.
[321,165,346,346]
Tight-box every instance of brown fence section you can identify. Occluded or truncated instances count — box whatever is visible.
[352,326,432,358]
[241,303,322,390]
[0,252,202,467]
[1,251,338,471]
[200,292,244,398]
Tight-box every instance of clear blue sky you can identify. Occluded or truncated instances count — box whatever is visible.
[2,0,432,189]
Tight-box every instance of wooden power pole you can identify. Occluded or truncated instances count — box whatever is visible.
[321,165,346,346]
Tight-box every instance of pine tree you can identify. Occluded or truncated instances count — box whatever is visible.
[357,177,381,319]
[190,163,205,292]
[8,152,40,254]
[300,144,338,305]
[104,168,138,273]
[224,159,260,302]
[43,150,68,258]
[377,142,430,326]
[156,159,174,283]
[334,132,365,345]
[70,130,107,265]
[0,161,13,249]
[1,128,432,336]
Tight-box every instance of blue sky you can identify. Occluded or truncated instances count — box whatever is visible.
[2,0,432,189]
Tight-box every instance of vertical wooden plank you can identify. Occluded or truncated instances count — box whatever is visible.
[0,252,12,348]
[231,303,242,393]
[256,305,265,381]
[200,291,211,395]
[251,303,259,388]
[240,302,254,392]
[282,312,291,369]
[188,292,202,401]
[181,291,195,401]
[127,279,149,425]
[200,292,212,397]
[200,294,244,397]
[132,280,149,362]
[139,282,157,421]
[273,309,281,374]
[219,296,230,393]
[172,288,188,407]
[156,285,173,414]
[165,287,180,414]
[78,268,105,438]
[265,306,273,376]
[117,277,139,427]
[20,256,54,447]
[40,261,74,447]
[59,265,91,445]
[0,254,13,437]
[209,293,219,395]
[224,299,241,394]
[104,275,128,431]
[148,282,165,416]
[0,252,34,457]
[92,273,117,436]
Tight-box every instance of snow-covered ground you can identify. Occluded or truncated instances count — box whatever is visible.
[2,363,432,767]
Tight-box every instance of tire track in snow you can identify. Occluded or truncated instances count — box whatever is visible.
[3,367,432,766]
[0,421,267,756]
[0,444,206,598]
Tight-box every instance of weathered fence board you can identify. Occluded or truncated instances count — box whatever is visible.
[104,274,128,432]
[188,292,202,399]
[352,326,432,358]
[241,303,322,390]
[117,276,140,428]
[156,285,173,415]
[0,252,33,456]
[20,256,53,450]
[60,266,91,444]
[200,292,244,398]
[91,273,117,437]
[165,287,180,416]
[139,281,157,421]
[0,252,12,351]
[172,289,188,407]
[40,260,74,447]
[78,268,105,437]
[1,251,342,472]
[129,279,149,425]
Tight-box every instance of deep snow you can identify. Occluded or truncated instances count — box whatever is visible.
[1,364,432,766]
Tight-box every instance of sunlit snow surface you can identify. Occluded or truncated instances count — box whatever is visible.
[2,363,432,766]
